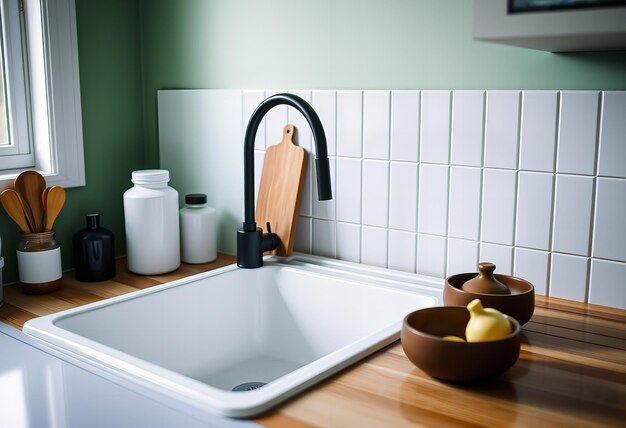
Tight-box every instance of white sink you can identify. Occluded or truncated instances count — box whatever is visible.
[24,254,441,418]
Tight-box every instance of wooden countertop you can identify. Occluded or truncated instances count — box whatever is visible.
[1,255,624,427]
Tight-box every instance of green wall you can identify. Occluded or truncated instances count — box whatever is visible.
[0,0,145,283]
[2,0,624,282]
[141,0,626,166]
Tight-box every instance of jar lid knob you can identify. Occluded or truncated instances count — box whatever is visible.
[461,262,511,295]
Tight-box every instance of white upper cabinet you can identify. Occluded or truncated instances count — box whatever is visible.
[473,0,626,52]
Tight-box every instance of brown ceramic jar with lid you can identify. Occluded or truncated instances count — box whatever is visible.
[444,262,535,326]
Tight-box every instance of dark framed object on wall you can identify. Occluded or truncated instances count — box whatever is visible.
[508,0,626,14]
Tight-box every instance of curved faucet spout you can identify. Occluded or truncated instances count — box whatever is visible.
[243,93,332,231]
[238,93,333,268]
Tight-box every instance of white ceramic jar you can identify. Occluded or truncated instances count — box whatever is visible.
[179,193,217,264]
[123,169,180,274]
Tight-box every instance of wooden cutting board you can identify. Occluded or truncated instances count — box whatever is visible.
[256,124,307,256]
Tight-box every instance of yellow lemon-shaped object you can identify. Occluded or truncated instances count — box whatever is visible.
[442,335,465,342]
[465,299,512,342]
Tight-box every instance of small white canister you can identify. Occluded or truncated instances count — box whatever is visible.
[17,231,62,294]
[180,193,217,264]
[123,169,180,275]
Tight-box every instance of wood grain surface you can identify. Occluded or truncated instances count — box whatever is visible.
[1,254,624,427]
[255,124,307,256]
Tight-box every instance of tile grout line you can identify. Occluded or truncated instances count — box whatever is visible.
[386,91,393,270]
[477,90,487,263]
[481,91,489,265]
[332,91,338,259]
[358,90,364,264]
[301,91,312,254]
[330,155,626,180]
[415,90,423,275]
[545,91,561,298]
[586,91,605,303]
[443,90,453,277]
[512,90,523,287]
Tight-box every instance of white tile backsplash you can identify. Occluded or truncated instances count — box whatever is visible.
[389,162,418,232]
[479,243,513,275]
[300,156,312,217]
[361,160,389,227]
[549,253,589,302]
[589,259,626,310]
[417,234,447,278]
[552,174,593,256]
[254,150,264,201]
[520,91,558,172]
[361,226,388,268]
[592,177,626,262]
[516,171,554,251]
[447,238,479,276]
[598,92,626,178]
[451,90,484,167]
[336,222,361,263]
[448,166,482,241]
[312,157,336,220]
[312,218,336,258]
[514,248,550,296]
[485,91,520,170]
[294,216,311,254]
[421,91,451,164]
[557,91,599,175]
[264,90,288,147]
[391,91,420,162]
[288,90,312,152]
[363,91,390,160]
[243,90,266,150]
[417,234,447,277]
[312,90,337,156]
[388,230,416,273]
[337,91,363,158]
[418,164,449,236]
[481,169,517,246]
[336,157,362,224]
[239,89,626,309]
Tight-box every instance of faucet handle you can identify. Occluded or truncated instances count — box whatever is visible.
[261,221,280,253]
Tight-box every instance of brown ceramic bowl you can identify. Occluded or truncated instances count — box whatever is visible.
[444,273,535,326]
[401,306,521,382]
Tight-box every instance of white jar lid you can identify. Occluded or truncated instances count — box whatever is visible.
[131,169,170,185]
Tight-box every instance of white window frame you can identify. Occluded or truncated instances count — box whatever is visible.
[0,0,33,163]
[0,0,84,190]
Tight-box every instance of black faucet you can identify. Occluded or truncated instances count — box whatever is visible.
[237,93,333,268]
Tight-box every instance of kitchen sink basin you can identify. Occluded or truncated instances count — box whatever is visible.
[24,254,441,417]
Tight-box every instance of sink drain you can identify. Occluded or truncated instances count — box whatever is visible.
[232,382,267,392]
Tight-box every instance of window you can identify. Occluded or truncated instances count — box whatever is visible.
[0,0,84,190]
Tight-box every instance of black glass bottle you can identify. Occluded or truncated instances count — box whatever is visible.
[73,214,115,282]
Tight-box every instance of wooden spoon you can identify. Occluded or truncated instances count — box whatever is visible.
[44,186,66,232]
[42,186,51,211]
[15,191,36,232]
[41,186,51,229]
[15,171,46,232]
[0,189,33,233]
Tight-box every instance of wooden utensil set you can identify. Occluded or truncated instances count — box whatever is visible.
[0,171,66,234]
